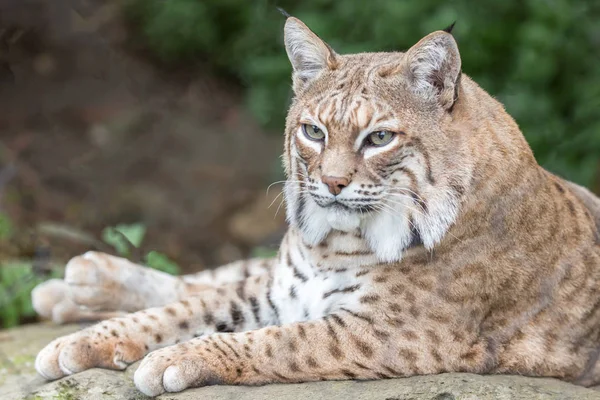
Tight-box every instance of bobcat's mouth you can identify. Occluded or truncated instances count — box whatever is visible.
[329,201,377,214]
[312,194,377,213]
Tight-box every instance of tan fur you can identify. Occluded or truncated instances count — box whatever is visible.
[32,17,600,396]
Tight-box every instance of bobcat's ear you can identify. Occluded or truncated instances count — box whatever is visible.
[284,17,337,92]
[402,31,461,110]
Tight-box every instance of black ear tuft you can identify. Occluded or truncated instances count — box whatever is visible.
[277,7,292,18]
[443,21,456,34]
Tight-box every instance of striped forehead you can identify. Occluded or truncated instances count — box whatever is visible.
[317,91,374,129]
[306,57,399,134]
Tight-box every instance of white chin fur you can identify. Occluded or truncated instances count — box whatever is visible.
[326,208,361,232]
[297,196,332,246]
[363,210,412,263]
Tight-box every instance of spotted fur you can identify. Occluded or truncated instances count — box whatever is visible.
[33,17,600,396]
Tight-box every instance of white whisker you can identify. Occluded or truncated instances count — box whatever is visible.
[268,190,285,209]
[275,198,286,218]
[266,180,287,195]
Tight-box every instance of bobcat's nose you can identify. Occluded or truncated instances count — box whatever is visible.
[321,175,350,195]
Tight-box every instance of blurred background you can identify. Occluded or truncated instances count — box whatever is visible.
[0,0,599,328]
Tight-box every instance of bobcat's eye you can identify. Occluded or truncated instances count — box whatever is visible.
[302,124,325,141]
[366,131,395,147]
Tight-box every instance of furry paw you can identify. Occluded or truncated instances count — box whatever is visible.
[134,344,220,396]
[64,251,146,311]
[31,278,125,324]
[35,327,145,380]
[31,279,72,321]
[32,251,179,323]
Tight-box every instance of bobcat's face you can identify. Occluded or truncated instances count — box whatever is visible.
[282,19,472,262]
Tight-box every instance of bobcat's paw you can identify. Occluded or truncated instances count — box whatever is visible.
[134,343,221,396]
[31,279,71,321]
[32,251,173,323]
[31,279,125,324]
[64,251,140,311]
[35,328,145,380]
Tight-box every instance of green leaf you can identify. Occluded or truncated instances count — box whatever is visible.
[250,246,278,259]
[0,260,56,328]
[0,212,13,240]
[145,251,180,275]
[101,223,146,256]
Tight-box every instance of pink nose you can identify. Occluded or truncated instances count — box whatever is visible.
[321,175,350,195]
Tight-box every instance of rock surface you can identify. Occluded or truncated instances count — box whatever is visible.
[2,323,600,400]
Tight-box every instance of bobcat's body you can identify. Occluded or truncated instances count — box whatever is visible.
[31,17,600,396]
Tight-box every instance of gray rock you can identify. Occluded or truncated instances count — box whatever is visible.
[2,323,599,399]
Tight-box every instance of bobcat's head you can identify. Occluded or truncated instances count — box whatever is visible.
[282,17,474,262]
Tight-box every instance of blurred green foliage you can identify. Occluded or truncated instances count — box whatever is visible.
[145,250,181,275]
[102,223,147,257]
[123,0,600,189]
[250,246,278,259]
[0,261,62,328]
[102,223,181,275]
[0,212,13,240]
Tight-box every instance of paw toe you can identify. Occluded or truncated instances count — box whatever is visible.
[65,255,101,285]
[35,339,67,380]
[57,337,96,375]
[162,360,207,393]
[64,254,120,309]
[163,365,189,393]
[134,358,168,397]
[135,349,212,396]
[68,284,114,310]
[31,279,68,319]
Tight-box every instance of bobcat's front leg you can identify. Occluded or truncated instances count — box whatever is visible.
[133,307,492,396]
[35,273,277,380]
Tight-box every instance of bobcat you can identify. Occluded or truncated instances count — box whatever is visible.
[32,16,600,396]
